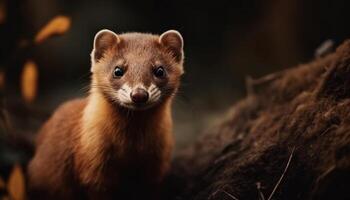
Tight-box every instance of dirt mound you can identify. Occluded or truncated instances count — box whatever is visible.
[167,40,350,200]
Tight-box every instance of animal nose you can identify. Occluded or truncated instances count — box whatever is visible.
[130,88,149,104]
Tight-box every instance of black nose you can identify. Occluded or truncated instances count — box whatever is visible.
[130,88,149,104]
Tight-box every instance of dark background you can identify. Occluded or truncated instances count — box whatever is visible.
[1,0,350,167]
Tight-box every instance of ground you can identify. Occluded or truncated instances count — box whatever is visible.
[165,40,350,200]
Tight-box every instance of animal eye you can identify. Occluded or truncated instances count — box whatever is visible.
[113,67,124,78]
[153,66,165,78]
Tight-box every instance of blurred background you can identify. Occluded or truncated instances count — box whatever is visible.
[1,0,350,191]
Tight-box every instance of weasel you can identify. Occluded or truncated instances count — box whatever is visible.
[28,29,184,200]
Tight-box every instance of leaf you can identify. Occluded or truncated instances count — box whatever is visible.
[7,165,26,200]
[0,176,5,189]
[34,15,71,44]
[0,70,5,90]
[0,0,6,24]
[21,60,38,103]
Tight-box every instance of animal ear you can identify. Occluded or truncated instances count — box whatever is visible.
[159,30,184,63]
[91,29,120,64]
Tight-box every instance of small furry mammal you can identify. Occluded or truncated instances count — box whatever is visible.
[28,29,184,200]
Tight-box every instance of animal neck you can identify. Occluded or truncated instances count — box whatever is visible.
[76,86,173,186]
[80,86,172,147]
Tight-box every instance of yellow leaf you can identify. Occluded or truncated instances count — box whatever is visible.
[0,176,5,189]
[35,15,71,44]
[7,165,26,200]
[21,60,38,103]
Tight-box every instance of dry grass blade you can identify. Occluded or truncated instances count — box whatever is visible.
[35,15,71,44]
[267,147,295,200]
[21,60,38,103]
[256,182,266,200]
[222,190,239,200]
[7,165,26,200]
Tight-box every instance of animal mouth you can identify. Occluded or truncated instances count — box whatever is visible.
[119,101,155,110]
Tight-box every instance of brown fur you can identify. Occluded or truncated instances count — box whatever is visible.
[28,30,184,200]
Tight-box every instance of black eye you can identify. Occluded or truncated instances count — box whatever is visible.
[153,66,165,78]
[113,67,124,77]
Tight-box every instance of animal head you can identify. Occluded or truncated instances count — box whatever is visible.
[90,29,184,110]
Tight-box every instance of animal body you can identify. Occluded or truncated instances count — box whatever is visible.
[28,29,184,200]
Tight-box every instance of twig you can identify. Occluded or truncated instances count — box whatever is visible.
[256,182,266,200]
[320,124,338,136]
[314,39,334,58]
[267,146,295,200]
[245,72,282,96]
[315,165,335,184]
[222,190,240,200]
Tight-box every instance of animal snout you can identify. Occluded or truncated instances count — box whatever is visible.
[130,88,149,104]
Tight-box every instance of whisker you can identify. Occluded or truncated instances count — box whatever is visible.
[149,87,157,93]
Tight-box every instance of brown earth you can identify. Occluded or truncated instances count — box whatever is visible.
[165,40,350,200]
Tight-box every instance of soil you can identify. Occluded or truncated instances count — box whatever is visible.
[165,40,350,200]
